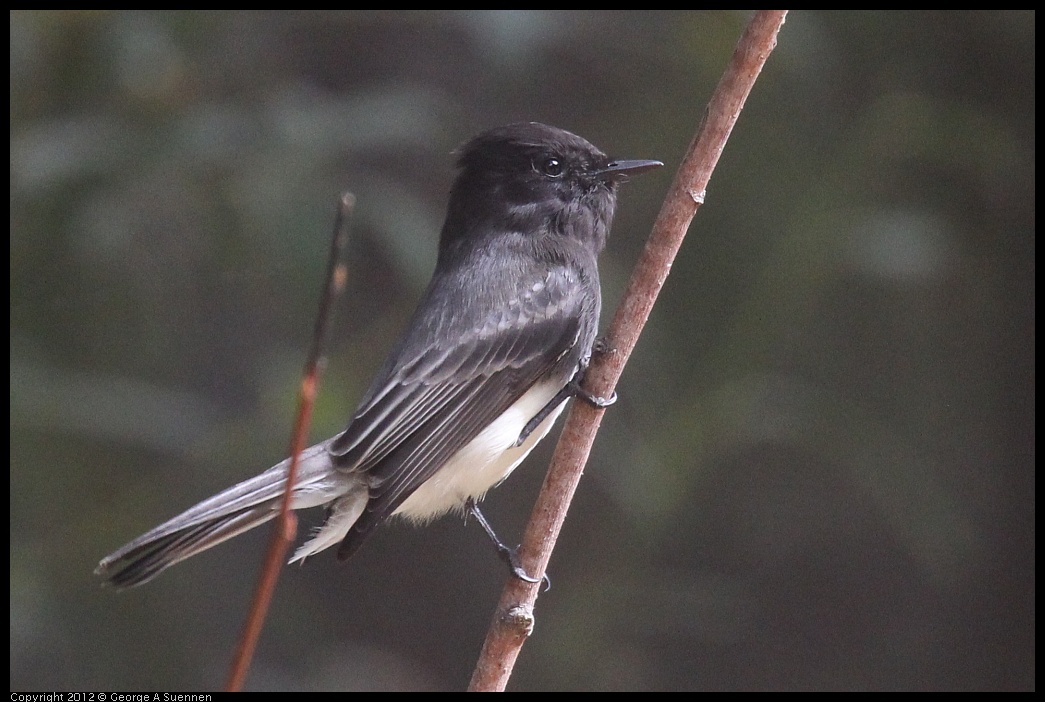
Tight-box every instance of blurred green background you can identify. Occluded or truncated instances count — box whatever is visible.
[10,11,1034,691]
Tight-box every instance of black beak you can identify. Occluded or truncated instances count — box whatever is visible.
[594,159,664,181]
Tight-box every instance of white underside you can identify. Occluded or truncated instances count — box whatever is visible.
[393,380,564,522]
[290,380,565,562]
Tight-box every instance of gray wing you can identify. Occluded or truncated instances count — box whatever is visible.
[328,261,597,559]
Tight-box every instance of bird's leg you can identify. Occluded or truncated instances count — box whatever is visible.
[514,348,618,448]
[465,498,549,589]
[514,384,573,448]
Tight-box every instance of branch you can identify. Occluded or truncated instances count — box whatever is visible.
[468,10,789,692]
[226,193,355,691]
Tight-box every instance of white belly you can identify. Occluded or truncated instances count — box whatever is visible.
[392,380,565,523]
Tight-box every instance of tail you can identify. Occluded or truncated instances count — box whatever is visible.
[95,440,366,589]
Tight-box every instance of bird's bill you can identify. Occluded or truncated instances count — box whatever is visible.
[595,159,664,179]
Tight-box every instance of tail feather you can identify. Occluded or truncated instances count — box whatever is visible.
[96,439,360,589]
[96,508,278,588]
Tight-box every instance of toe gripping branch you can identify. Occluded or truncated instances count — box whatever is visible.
[490,342,618,590]
[466,498,550,590]
[514,346,618,448]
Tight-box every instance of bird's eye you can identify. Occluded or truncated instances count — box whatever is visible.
[539,158,563,178]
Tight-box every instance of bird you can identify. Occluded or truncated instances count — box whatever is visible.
[95,122,662,589]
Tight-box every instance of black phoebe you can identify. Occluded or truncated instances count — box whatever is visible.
[95,122,661,588]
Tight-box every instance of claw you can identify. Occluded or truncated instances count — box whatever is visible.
[466,499,549,589]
